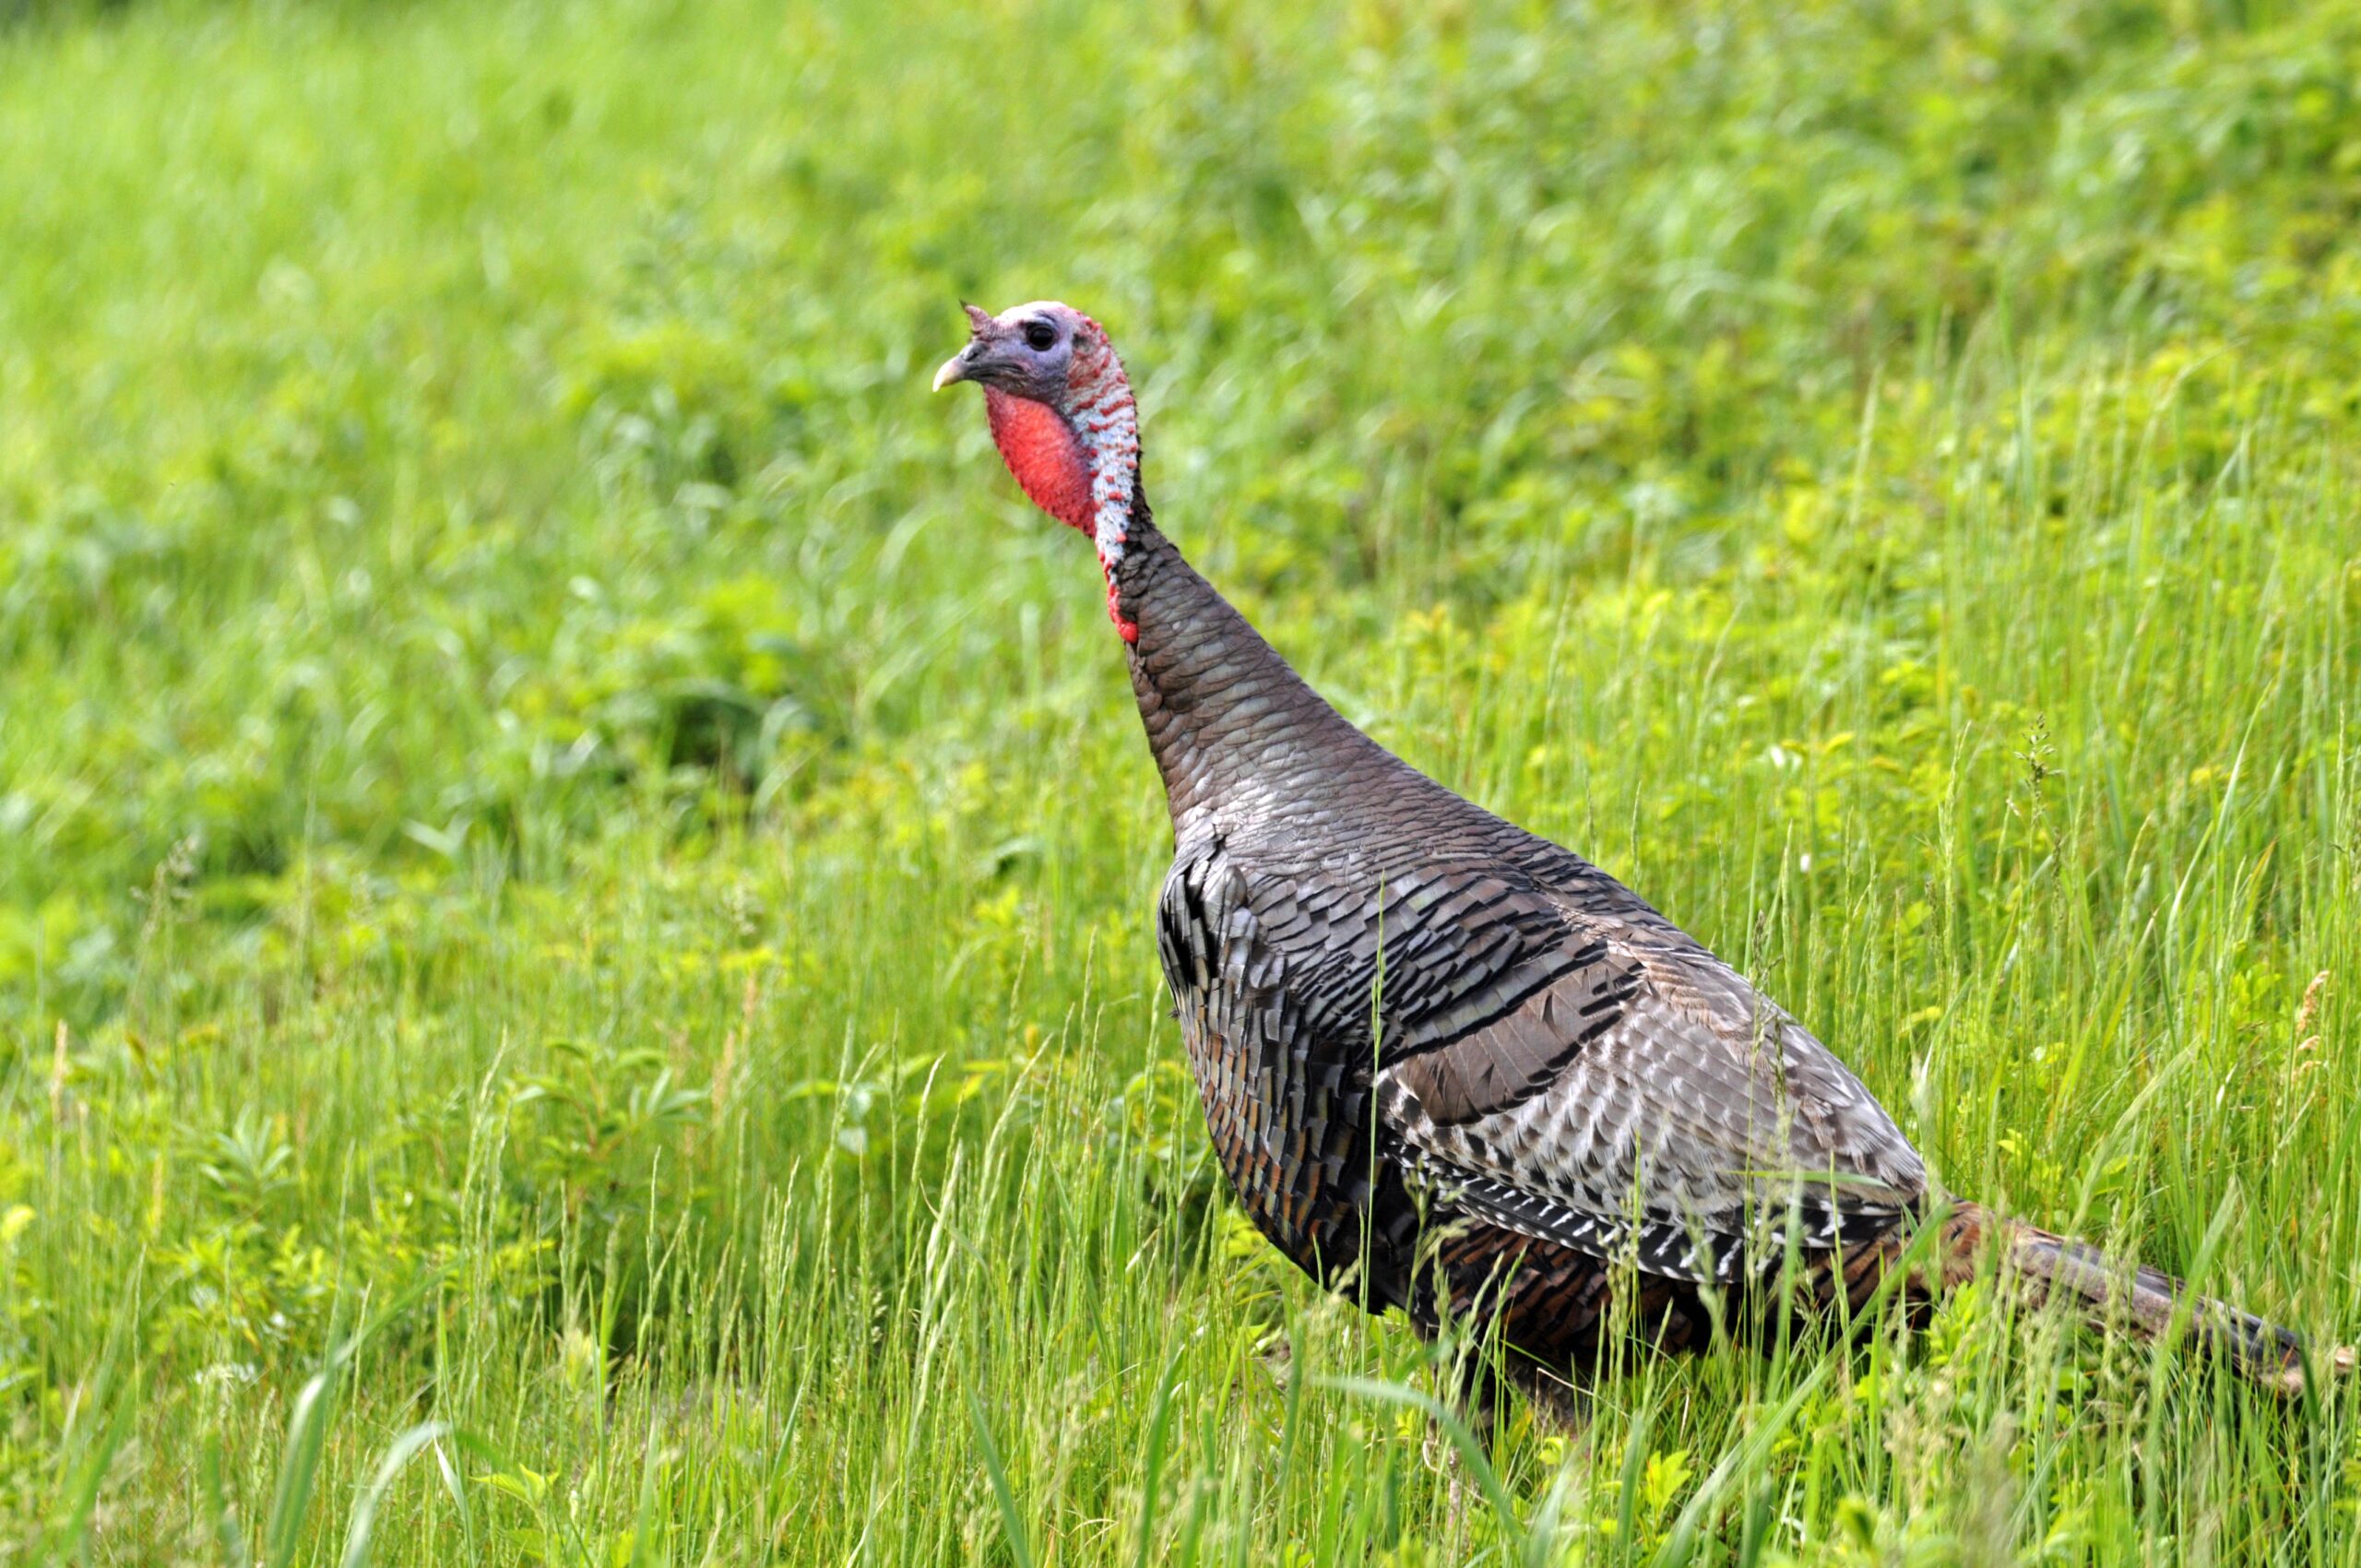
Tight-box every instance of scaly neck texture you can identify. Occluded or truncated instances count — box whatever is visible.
[1109,503,1410,841]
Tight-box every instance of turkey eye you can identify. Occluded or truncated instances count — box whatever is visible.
[1023,322,1058,351]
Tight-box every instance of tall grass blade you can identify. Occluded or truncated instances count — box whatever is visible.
[968,1391,1038,1568]
[339,1421,456,1568]
[1319,1375,1522,1551]
[1133,1345,1187,1568]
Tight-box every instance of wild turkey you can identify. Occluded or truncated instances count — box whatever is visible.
[933,300,2348,1417]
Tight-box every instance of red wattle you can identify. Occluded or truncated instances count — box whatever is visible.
[986,386,1137,640]
[983,388,1093,533]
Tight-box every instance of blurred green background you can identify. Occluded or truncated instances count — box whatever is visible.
[5,0,2360,1561]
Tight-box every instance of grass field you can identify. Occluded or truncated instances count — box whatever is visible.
[6,0,2361,1560]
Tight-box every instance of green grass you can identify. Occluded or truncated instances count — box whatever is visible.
[5,0,2361,1560]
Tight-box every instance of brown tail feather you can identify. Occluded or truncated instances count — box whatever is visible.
[1943,1202,2354,1397]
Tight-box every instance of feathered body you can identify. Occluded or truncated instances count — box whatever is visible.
[1125,506,1924,1384]
[934,302,2341,1407]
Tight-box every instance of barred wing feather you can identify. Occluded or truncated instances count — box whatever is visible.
[1375,909,1928,1284]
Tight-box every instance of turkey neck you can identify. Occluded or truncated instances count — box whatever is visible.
[1109,504,1393,840]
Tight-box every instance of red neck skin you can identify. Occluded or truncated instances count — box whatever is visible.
[982,384,1142,641]
[983,387,1094,529]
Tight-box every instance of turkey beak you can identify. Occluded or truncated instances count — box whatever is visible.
[931,345,977,392]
